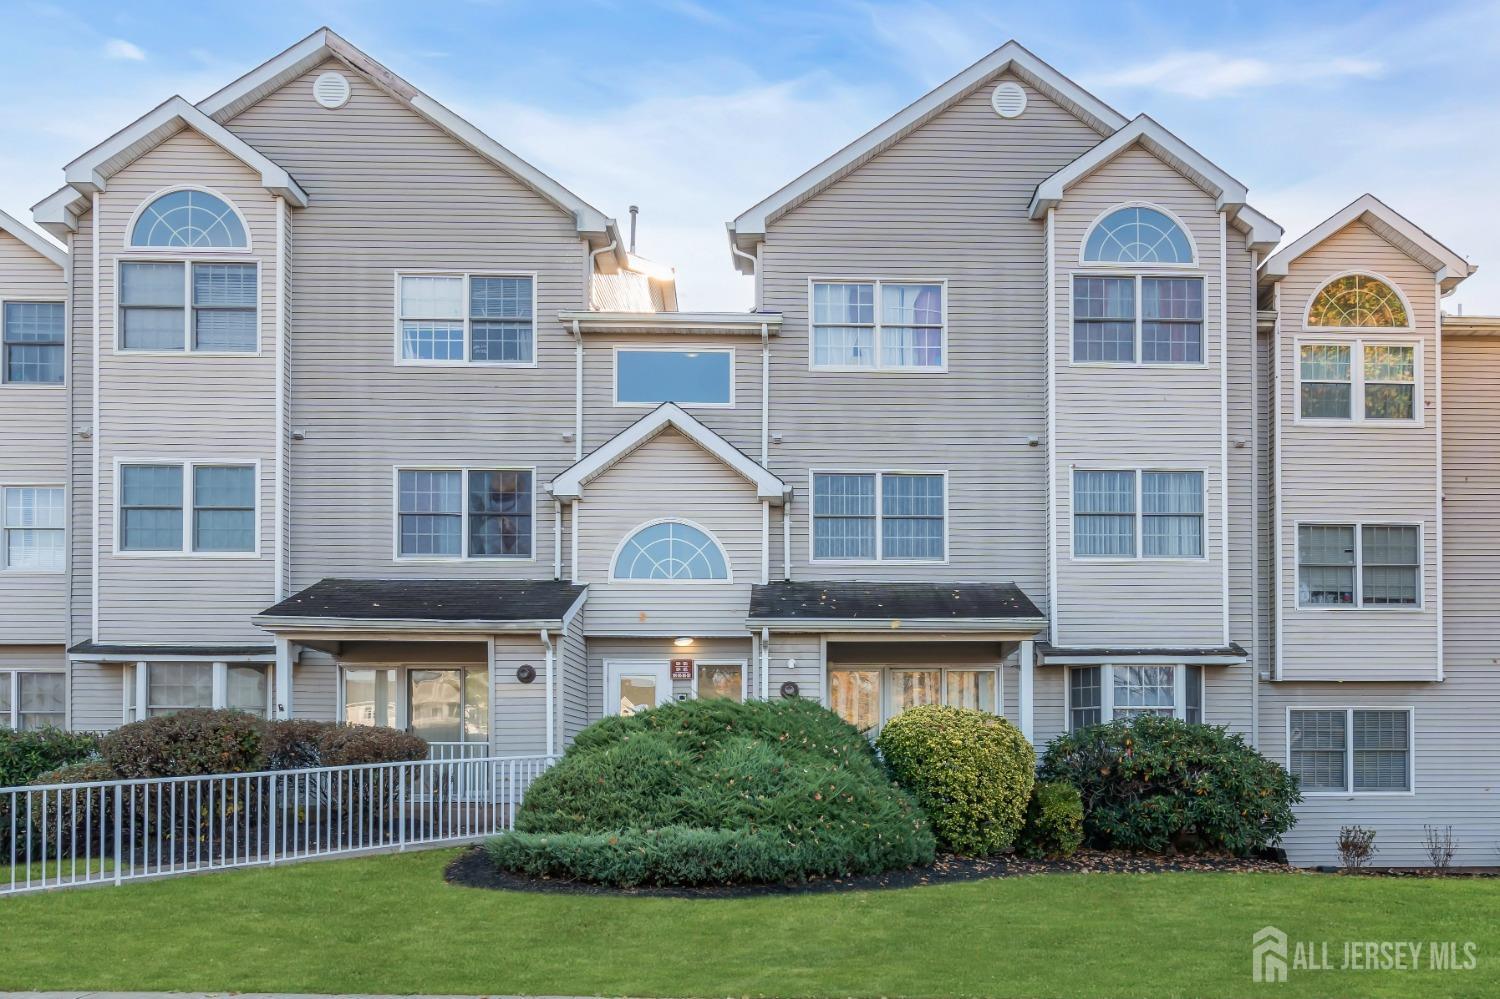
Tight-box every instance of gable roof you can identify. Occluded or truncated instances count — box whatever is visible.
[196,27,623,264]
[550,403,786,503]
[0,208,66,268]
[1262,194,1476,293]
[726,40,1129,272]
[1028,113,1282,253]
[33,96,308,237]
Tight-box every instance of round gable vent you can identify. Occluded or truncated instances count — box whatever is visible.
[991,81,1026,119]
[313,71,351,110]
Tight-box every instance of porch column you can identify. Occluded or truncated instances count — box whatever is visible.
[1018,639,1034,743]
[134,661,149,722]
[274,638,294,719]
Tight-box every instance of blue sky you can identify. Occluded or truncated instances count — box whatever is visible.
[4,0,1499,312]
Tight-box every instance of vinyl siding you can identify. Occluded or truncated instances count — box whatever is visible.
[492,635,548,756]
[559,613,589,740]
[0,231,68,643]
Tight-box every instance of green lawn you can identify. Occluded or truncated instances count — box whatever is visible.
[1,848,1496,999]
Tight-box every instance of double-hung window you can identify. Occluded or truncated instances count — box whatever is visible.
[0,670,65,730]
[396,468,533,559]
[119,261,258,352]
[3,302,64,383]
[1073,469,1204,558]
[1289,708,1412,793]
[810,281,944,370]
[1073,276,1203,364]
[811,471,944,562]
[1298,341,1417,421]
[118,462,256,554]
[1296,523,1419,608]
[1067,664,1204,731]
[397,274,534,364]
[3,486,64,571]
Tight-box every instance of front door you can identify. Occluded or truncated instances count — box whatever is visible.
[604,660,673,716]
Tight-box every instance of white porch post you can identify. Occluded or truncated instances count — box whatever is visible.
[134,661,149,722]
[1018,639,1035,743]
[274,638,294,719]
[211,661,228,708]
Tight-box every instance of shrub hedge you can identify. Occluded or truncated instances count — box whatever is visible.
[875,705,1035,856]
[0,728,100,788]
[1015,780,1084,859]
[100,709,267,778]
[262,719,427,770]
[1038,715,1299,855]
[487,697,935,887]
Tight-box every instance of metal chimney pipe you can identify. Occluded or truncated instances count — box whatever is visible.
[628,205,639,254]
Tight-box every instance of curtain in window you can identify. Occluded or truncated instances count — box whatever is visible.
[1072,276,1135,362]
[813,473,876,559]
[889,670,941,716]
[1140,278,1203,363]
[1141,471,1203,557]
[828,670,879,732]
[882,473,944,559]
[879,284,943,367]
[1112,665,1175,718]
[226,665,268,717]
[343,668,397,727]
[16,672,65,730]
[468,470,532,557]
[1074,470,1136,556]
[944,670,996,713]
[812,283,875,366]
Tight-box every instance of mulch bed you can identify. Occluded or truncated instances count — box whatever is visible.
[443,845,1295,898]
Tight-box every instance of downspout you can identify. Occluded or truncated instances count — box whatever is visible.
[541,628,555,756]
[570,319,584,461]
[782,488,792,580]
[1248,249,1261,749]
[90,192,100,645]
[760,626,771,701]
[63,231,74,729]
[760,322,770,464]
[552,498,563,580]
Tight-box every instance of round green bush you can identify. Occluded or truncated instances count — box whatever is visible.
[1038,715,1300,855]
[0,727,100,788]
[875,705,1035,856]
[1015,780,1084,859]
[486,697,935,887]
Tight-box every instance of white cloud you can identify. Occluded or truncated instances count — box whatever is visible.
[103,38,146,62]
[1086,51,1381,99]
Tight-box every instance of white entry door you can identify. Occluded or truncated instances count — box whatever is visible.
[604,660,674,717]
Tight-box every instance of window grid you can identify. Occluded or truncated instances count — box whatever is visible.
[1298,339,1418,423]
[811,471,945,563]
[1296,522,1420,608]
[1072,274,1204,365]
[396,468,534,560]
[1290,708,1412,794]
[397,273,535,365]
[1074,469,1206,560]
[3,301,65,384]
[612,520,730,581]
[0,671,66,730]
[3,486,65,571]
[118,462,256,555]
[810,280,944,371]
[1066,664,1205,731]
[119,261,258,353]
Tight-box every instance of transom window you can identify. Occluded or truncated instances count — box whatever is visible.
[1073,469,1204,559]
[1298,341,1416,421]
[3,486,64,571]
[1073,276,1203,363]
[119,261,258,352]
[829,667,998,734]
[612,520,729,581]
[812,471,945,562]
[1067,664,1204,731]
[1083,206,1194,264]
[1307,275,1408,328]
[1297,523,1420,608]
[0,670,65,730]
[615,348,733,406]
[1290,708,1411,793]
[3,302,64,383]
[130,190,247,249]
[397,274,534,365]
[396,468,533,559]
[118,462,256,554]
[811,281,944,370]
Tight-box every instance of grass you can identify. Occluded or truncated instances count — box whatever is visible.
[1,848,1498,998]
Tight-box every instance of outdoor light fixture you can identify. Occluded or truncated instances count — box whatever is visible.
[673,636,694,647]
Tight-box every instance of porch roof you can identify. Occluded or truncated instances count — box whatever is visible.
[253,578,587,634]
[747,581,1045,633]
[68,641,275,662]
[1037,641,1248,665]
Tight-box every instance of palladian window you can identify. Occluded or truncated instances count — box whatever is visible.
[130,190,248,249]
[1083,206,1194,264]
[1307,275,1408,328]
[612,520,729,581]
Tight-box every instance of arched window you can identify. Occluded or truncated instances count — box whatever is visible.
[1307,274,1409,328]
[612,520,730,581]
[130,189,247,248]
[1083,206,1194,264]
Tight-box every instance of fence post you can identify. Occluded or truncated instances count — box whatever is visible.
[398,764,408,852]
[113,783,123,886]
[267,775,278,866]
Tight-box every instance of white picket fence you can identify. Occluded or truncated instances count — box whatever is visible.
[0,754,556,896]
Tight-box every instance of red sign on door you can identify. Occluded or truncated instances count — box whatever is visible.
[670,659,694,679]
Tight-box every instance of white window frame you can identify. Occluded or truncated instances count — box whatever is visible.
[1293,520,1424,611]
[1070,467,1208,562]
[611,345,736,408]
[1,483,65,574]
[691,659,750,702]
[1293,336,1423,426]
[391,465,537,562]
[1078,201,1200,269]
[806,277,949,373]
[1,298,67,386]
[123,186,254,254]
[1069,272,1208,367]
[1286,706,1416,797]
[115,258,262,356]
[825,665,1002,735]
[808,468,949,565]
[608,517,734,585]
[393,271,539,368]
[1,668,67,730]
[113,459,261,559]
[1301,270,1415,333]
[1064,664,1204,730]
[122,661,274,722]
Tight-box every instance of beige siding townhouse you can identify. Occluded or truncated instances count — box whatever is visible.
[9,28,1495,865]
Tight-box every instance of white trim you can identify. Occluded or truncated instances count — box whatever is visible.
[115,257,263,356]
[112,458,263,559]
[274,196,288,600]
[0,208,67,269]
[559,311,783,334]
[122,186,254,253]
[602,659,674,716]
[0,483,66,574]
[91,193,100,643]
[1291,519,1426,611]
[1063,663,1205,730]
[1218,212,1230,646]
[1067,271,1209,368]
[551,402,786,503]
[805,277,949,373]
[1045,208,1058,645]
[607,516,735,584]
[0,668,68,730]
[686,658,751,702]
[393,270,539,368]
[806,468,950,565]
[1285,705,1416,797]
[0,296,67,386]
[610,344,736,408]
[1434,281,1444,681]
[1077,201,1200,267]
[1300,269,1417,333]
[1291,335,1423,426]
[1067,466,1210,561]
[391,465,539,563]
[1271,283,1283,678]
